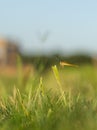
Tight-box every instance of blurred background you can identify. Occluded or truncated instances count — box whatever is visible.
[0,0,97,75]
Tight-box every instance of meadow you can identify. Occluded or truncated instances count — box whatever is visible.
[0,61,97,130]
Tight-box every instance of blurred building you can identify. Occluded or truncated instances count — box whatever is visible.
[0,39,19,66]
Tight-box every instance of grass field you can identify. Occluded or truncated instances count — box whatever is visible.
[0,63,97,130]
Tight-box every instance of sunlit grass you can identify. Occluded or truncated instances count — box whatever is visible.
[0,63,97,130]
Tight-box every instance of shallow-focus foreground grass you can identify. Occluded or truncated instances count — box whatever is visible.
[0,63,97,130]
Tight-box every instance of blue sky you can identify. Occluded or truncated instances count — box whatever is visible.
[0,0,97,55]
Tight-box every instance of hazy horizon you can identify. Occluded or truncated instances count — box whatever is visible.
[0,0,97,56]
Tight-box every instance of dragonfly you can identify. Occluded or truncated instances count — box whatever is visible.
[55,55,78,67]
[60,61,78,67]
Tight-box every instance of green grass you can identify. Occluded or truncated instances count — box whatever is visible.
[0,64,97,130]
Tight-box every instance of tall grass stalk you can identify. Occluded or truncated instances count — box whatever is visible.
[52,65,68,106]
